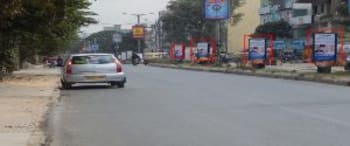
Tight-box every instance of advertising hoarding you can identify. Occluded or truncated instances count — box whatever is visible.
[174,44,185,60]
[248,39,267,60]
[342,43,350,53]
[348,0,350,14]
[113,33,122,43]
[196,42,210,58]
[132,25,145,39]
[185,47,191,61]
[313,33,337,62]
[204,0,229,20]
[90,44,99,52]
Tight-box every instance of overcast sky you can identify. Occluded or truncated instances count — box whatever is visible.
[81,0,170,34]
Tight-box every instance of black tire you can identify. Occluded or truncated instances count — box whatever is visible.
[117,83,125,88]
[111,82,125,88]
[61,80,72,89]
[132,58,140,65]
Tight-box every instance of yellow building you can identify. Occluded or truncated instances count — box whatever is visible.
[227,0,261,56]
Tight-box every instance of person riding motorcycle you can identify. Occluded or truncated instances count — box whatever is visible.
[132,53,141,65]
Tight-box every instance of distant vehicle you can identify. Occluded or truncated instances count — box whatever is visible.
[61,53,126,89]
[132,53,141,65]
[345,55,350,71]
[220,53,233,63]
[280,51,295,63]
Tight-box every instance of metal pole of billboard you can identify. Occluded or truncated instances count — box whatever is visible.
[216,20,221,65]
[137,15,142,54]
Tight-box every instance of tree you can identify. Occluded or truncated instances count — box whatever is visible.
[84,30,145,53]
[255,20,293,38]
[0,0,97,70]
[118,32,145,52]
[160,0,245,44]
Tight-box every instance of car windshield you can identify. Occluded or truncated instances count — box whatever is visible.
[72,55,114,64]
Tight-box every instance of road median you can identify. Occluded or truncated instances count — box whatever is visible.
[150,63,350,86]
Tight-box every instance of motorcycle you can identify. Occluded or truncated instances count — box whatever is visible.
[132,58,140,65]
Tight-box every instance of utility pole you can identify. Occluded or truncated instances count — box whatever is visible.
[123,12,155,54]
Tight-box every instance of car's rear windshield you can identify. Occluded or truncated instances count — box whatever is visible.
[72,55,114,64]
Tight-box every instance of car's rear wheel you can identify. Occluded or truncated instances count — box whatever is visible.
[61,80,72,89]
[111,82,125,88]
[117,83,125,88]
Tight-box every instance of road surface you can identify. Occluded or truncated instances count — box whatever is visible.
[50,65,350,146]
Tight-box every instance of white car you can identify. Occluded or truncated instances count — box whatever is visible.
[61,53,126,89]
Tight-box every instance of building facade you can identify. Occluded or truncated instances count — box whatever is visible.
[227,0,261,55]
[259,0,348,39]
[259,0,295,24]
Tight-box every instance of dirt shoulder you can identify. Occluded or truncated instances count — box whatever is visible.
[0,68,60,146]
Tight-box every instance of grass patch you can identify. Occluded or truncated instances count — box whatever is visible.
[332,71,350,76]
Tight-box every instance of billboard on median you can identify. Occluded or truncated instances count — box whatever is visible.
[313,33,337,62]
[196,42,210,58]
[248,39,267,60]
[174,44,185,60]
[113,33,122,43]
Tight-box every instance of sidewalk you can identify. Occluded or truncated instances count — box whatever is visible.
[0,65,60,146]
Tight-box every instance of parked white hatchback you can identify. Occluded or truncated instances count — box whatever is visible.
[61,53,126,89]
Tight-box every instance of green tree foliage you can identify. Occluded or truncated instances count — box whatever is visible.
[0,0,96,71]
[160,0,244,43]
[85,30,118,53]
[118,32,145,52]
[255,20,292,38]
[84,30,145,53]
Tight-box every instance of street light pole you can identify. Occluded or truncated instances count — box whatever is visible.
[123,12,155,54]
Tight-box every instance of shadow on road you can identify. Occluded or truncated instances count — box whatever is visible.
[59,84,120,90]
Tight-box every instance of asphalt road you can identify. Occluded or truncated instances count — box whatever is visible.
[50,65,350,146]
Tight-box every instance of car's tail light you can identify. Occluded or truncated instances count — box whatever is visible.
[66,60,72,75]
[115,59,122,73]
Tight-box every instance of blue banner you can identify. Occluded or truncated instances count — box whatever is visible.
[204,0,229,20]
[273,41,286,50]
[293,40,305,50]
[348,0,350,14]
